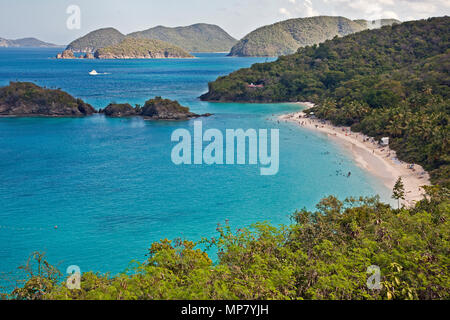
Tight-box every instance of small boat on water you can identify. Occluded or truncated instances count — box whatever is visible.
[89,70,99,76]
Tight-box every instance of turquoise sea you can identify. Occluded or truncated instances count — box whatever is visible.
[0,48,391,284]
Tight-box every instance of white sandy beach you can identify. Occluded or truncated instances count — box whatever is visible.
[280,104,431,207]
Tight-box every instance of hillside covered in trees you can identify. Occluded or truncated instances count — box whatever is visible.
[202,17,450,187]
[66,24,237,53]
[66,28,126,53]
[228,16,389,57]
[128,23,237,53]
[94,38,193,59]
[3,186,449,300]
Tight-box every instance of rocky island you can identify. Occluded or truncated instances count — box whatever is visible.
[57,38,193,59]
[0,82,96,117]
[0,82,209,120]
[100,97,211,120]
[94,38,193,59]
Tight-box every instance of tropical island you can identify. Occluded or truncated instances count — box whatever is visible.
[57,38,193,59]
[0,82,206,120]
[94,38,193,59]
[0,82,96,117]
[100,97,211,120]
[201,17,449,188]
[65,24,237,53]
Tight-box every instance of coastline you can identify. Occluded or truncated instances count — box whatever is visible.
[280,106,431,207]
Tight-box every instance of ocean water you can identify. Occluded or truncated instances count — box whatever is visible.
[0,48,391,283]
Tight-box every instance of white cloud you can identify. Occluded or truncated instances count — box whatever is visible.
[279,7,291,16]
[308,0,448,20]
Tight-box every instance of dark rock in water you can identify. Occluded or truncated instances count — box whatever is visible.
[99,97,212,120]
[56,49,75,59]
[140,97,194,120]
[100,103,137,117]
[0,82,96,117]
[140,97,206,120]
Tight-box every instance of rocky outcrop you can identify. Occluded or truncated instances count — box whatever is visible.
[0,82,96,117]
[82,52,95,59]
[99,97,212,120]
[99,103,137,117]
[56,49,76,59]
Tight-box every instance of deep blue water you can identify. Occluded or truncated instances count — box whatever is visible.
[0,48,391,284]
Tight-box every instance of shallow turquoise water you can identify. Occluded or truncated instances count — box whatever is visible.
[0,49,391,283]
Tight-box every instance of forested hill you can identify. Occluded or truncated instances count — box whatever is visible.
[228,16,400,57]
[128,23,237,53]
[66,28,125,52]
[228,16,366,57]
[201,17,450,186]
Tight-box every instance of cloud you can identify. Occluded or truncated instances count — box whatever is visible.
[279,7,291,16]
[315,0,448,20]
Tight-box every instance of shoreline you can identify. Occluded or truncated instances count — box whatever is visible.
[280,107,431,207]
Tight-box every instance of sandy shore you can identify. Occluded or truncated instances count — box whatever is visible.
[280,107,431,207]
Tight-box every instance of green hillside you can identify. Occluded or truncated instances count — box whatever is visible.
[94,38,193,59]
[202,17,450,186]
[128,23,237,52]
[66,27,125,52]
[229,16,369,57]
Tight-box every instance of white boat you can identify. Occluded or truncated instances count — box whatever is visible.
[89,70,99,76]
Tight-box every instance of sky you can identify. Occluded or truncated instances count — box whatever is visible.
[0,0,449,44]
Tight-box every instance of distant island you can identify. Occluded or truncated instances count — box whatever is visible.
[128,23,237,53]
[228,16,400,57]
[0,37,61,48]
[94,38,193,59]
[57,38,193,59]
[0,82,208,120]
[66,24,237,53]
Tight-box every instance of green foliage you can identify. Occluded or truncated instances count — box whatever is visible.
[202,17,450,186]
[392,177,406,208]
[128,23,237,53]
[4,187,449,300]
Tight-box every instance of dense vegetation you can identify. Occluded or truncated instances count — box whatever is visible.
[229,16,366,57]
[0,82,96,116]
[129,23,237,53]
[3,186,448,300]
[202,17,450,186]
[94,38,193,59]
[66,28,126,53]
